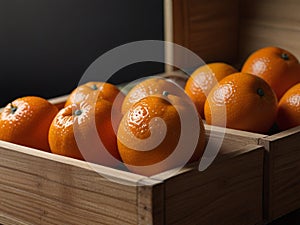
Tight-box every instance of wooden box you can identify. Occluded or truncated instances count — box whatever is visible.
[0,96,264,225]
[205,125,300,223]
[165,0,300,222]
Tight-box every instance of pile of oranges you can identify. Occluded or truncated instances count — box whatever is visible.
[0,79,206,176]
[186,46,300,133]
[0,46,299,176]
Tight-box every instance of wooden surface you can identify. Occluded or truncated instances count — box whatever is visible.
[150,126,265,225]
[239,0,300,65]
[0,141,148,225]
[205,124,300,223]
[260,126,300,222]
[165,0,239,71]
[167,0,300,70]
[205,124,266,147]
[163,145,264,225]
[205,123,300,223]
[137,179,165,225]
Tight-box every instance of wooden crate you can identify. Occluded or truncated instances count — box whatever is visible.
[0,96,264,225]
[205,125,300,223]
[165,0,300,222]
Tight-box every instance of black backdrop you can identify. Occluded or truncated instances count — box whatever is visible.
[0,0,164,107]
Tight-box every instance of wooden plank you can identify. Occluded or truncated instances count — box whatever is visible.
[164,0,175,72]
[137,178,165,225]
[239,0,300,65]
[0,141,146,225]
[163,145,264,225]
[169,0,239,65]
[259,126,300,222]
[259,138,273,223]
[205,124,266,146]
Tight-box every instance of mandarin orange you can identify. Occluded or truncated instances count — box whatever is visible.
[65,81,124,114]
[277,83,300,130]
[204,72,278,133]
[242,46,300,99]
[49,99,122,167]
[117,91,206,176]
[121,77,184,114]
[0,96,58,151]
[185,62,237,118]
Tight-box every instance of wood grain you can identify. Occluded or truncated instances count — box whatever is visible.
[163,145,264,225]
[239,0,300,65]
[0,141,145,225]
[259,126,300,222]
[205,124,266,147]
[137,179,165,225]
[168,0,239,67]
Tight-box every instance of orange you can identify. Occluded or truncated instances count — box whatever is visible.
[241,46,300,99]
[65,81,125,113]
[185,62,238,118]
[0,96,58,152]
[276,83,300,130]
[48,99,122,167]
[204,72,278,133]
[117,91,206,176]
[121,77,184,114]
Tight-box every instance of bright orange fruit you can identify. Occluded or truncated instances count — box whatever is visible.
[185,62,237,118]
[277,83,300,130]
[0,96,58,151]
[65,81,125,113]
[49,99,122,167]
[117,91,206,176]
[241,46,300,99]
[204,72,278,133]
[121,77,184,114]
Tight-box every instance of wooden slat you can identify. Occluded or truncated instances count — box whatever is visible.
[163,145,264,225]
[259,126,300,221]
[164,0,175,72]
[0,141,146,225]
[137,179,165,225]
[239,0,300,65]
[205,124,266,147]
[169,0,239,65]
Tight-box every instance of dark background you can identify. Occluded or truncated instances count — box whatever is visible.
[0,0,164,107]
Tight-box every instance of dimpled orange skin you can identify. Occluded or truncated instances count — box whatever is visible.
[241,46,300,100]
[277,83,300,131]
[65,81,125,113]
[117,93,206,176]
[0,96,58,152]
[121,77,184,114]
[204,72,278,134]
[49,100,122,167]
[185,62,238,118]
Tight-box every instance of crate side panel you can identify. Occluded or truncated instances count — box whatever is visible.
[264,129,300,221]
[172,0,239,65]
[239,0,300,64]
[205,124,265,147]
[0,146,138,225]
[164,146,264,225]
[137,180,165,225]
